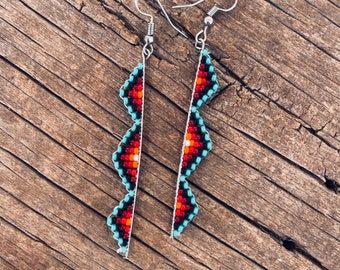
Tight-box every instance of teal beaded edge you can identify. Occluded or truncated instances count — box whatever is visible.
[106,63,143,255]
[172,49,219,237]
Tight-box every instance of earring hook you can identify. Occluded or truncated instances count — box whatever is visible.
[173,0,238,18]
[155,0,188,38]
[172,0,238,50]
[134,0,187,39]
[134,0,188,58]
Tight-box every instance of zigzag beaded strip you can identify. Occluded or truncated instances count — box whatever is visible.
[172,49,219,237]
[107,63,144,257]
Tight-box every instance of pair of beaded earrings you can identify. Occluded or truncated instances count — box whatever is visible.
[107,0,238,257]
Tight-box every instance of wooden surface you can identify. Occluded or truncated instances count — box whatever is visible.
[0,0,339,269]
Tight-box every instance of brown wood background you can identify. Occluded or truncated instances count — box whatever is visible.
[0,0,339,269]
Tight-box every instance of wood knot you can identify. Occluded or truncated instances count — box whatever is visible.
[325,176,339,193]
[282,237,297,251]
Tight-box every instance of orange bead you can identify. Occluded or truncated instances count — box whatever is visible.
[126,218,131,226]
[137,91,143,98]
[176,203,182,209]
[184,147,190,154]
[129,155,134,161]
[186,133,192,140]
[134,148,139,154]
[196,78,202,85]
[132,162,138,168]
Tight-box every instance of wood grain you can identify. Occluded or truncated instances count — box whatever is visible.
[0,0,339,269]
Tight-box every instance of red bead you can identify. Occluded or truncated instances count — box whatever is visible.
[183,155,189,161]
[133,141,139,147]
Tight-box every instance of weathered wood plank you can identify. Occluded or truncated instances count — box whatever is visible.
[0,0,339,269]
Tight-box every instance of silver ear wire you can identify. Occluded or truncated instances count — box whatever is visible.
[155,0,188,38]
[173,0,238,20]
[134,0,187,58]
[134,0,154,58]
[172,0,238,49]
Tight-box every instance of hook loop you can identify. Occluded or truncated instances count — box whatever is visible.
[143,43,153,59]
[195,25,208,50]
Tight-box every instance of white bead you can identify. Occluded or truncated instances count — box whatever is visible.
[185,140,191,146]
[133,154,139,161]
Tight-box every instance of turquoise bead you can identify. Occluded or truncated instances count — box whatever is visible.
[207,89,214,96]
[173,230,180,237]
[132,68,138,76]
[114,232,120,239]
[106,216,112,226]
[119,89,125,97]
[119,246,128,253]
[110,224,116,232]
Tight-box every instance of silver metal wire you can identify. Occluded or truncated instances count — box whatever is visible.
[173,0,238,15]
[134,0,188,58]
[173,0,238,50]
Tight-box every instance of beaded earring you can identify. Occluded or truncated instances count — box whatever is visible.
[107,0,187,258]
[170,0,238,238]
